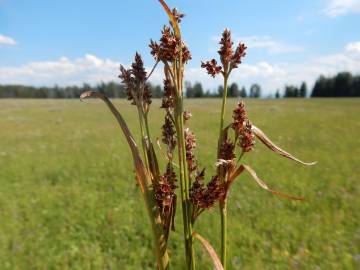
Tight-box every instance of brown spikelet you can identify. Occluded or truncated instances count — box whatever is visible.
[219,139,235,161]
[161,114,177,158]
[118,53,151,107]
[149,26,191,64]
[218,29,233,69]
[232,101,247,134]
[171,8,185,23]
[231,43,247,69]
[238,120,255,153]
[161,79,175,109]
[185,128,197,174]
[201,59,222,78]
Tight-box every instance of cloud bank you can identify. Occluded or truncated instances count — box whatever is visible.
[1,42,360,95]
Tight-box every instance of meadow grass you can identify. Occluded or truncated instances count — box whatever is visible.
[0,98,359,269]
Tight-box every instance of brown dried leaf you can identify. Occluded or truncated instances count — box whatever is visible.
[80,91,151,193]
[193,232,224,270]
[242,164,304,201]
[252,125,316,166]
[158,0,180,38]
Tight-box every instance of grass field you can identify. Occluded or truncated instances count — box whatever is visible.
[0,98,359,269]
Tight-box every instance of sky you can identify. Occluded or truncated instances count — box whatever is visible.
[1,0,360,95]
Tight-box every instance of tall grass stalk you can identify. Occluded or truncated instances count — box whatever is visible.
[80,1,315,269]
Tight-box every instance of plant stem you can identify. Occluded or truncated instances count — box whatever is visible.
[218,74,229,269]
[137,107,149,169]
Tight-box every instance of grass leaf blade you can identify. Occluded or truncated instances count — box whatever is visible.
[158,0,180,38]
[193,232,224,270]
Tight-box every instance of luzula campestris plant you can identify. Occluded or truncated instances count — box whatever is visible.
[80,1,315,269]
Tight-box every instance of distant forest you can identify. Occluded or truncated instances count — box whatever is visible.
[0,71,359,99]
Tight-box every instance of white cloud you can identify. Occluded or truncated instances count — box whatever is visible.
[0,34,17,46]
[0,54,120,86]
[323,0,360,17]
[1,41,360,96]
[212,35,303,54]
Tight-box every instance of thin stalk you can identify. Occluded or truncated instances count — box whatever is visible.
[218,73,229,269]
[174,55,195,269]
[179,97,196,270]
[137,106,150,169]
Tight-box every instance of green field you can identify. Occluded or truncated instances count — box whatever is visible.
[0,98,359,269]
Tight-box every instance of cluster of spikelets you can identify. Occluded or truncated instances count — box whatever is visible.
[80,1,315,269]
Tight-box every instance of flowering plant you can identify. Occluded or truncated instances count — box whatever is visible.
[81,1,315,269]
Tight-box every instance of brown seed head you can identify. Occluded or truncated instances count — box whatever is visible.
[185,128,197,174]
[161,79,175,109]
[183,110,192,123]
[172,8,185,23]
[201,59,222,78]
[149,26,191,64]
[154,163,177,215]
[200,175,225,209]
[218,28,233,69]
[190,169,206,206]
[161,114,177,158]
[231,43,247,69]
[232,101,247,134]
[238,120,255,153]
[119,53,151,107]
[219,139,236,161]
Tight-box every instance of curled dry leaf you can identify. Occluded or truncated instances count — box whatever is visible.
[80,91,169,269]
[252,125,317,166]
[242,164,304,201]
[193,232,224,270]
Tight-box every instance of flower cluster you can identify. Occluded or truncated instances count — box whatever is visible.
[190,171,225,221]
[200,59,222,78]
[161,79,175,109]
[232,101,255,153]
[119,52,152,110]
[219,139,236,161]
[162,114,177,159]
[201,29,247,77]
[154,163,177,231]
[185,128,197,174]
[149,26,191,64]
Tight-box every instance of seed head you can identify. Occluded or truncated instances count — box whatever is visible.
[218,29,233,69]
[219,139,236,161]
[161,79,175,109]
[185,128,197,174]
[149,26,191,64]
[231,43,247,69]
[201,59,222,78]
[171,8,185,23]
[232,101,247,134]
[162,114,176,158]
[238,120,255,153]
[118,53,151,107]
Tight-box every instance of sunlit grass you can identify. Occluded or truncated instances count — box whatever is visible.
[0,98,359,269]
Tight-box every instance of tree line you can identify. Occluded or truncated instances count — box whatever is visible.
[0,71,359,98]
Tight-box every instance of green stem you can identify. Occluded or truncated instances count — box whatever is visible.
[137,107,149,169]
[218,74,229,269]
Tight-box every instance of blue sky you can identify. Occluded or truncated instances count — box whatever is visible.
[1,0,360,95]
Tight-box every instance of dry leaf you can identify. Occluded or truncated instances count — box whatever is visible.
[193,232,224,270]
[252,125,316,166]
